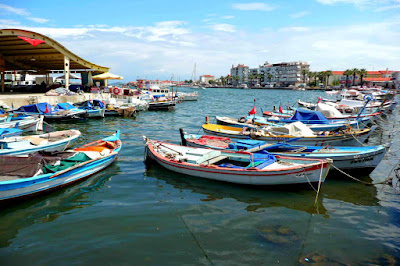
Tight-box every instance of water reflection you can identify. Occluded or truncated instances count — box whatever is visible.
[0,163,120,248]
[144,163,327,215]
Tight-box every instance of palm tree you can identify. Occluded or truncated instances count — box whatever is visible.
[324,70,332,88]
[256,74,263,85]
[351,68,359,86]
[235,75,240,85]
[344,69,353,88]
[220,76,225,85]
[248,74,255,86]
[301,69,309,84]
[358,68,367,86]
[267,73,273,82]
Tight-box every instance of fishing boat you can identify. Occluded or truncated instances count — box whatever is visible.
[180,131,389,175]
[15,102,85,121]
[0,115,43,132]
[0,129,81,156]
[73,100,106,118]
[0,131,121,202]
[216,111,371,132]
[140,94,176,111]
[202,122,376,146]
[144,136,331,185]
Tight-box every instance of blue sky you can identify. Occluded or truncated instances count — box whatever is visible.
[1,0,400,81]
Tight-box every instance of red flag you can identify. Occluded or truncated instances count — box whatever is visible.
[317,97,321,104]
[44,105,49,113]
[248,106,256,115]
[18,36,45,46]
[279,106,283,113]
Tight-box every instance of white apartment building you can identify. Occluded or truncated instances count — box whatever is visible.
[260,61,310,86]
[230,61,310,87]
[199,75,214,84]
[230,64,249,85]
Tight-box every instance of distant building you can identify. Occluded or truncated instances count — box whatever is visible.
[230,61,309,87]
[230,64,249,85]
[199,75,214,84]
[329,70,394,86]
[260,61,309,87]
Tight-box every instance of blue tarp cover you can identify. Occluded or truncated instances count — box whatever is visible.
[92,100,105,108]
[57,103,75,110]
[289,109,329,124]
[17,102,54,114]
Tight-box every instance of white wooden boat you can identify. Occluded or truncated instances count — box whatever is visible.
[144,136,331,186]
[202,123,376,147]
[0,131,121,202]
[0,130,81,156]
[181,131,390,175]
[0,116,43,132]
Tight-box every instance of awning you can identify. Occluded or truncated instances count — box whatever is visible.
[92,72,123,80]
[56,73,81,79]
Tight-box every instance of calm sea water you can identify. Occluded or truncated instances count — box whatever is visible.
[0,88,399,265]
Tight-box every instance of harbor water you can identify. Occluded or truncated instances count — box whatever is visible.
[0,88,399,265]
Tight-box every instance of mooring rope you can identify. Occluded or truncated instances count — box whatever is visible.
[330,164,392,185]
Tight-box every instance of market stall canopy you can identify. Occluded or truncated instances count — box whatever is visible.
[92,72,123,80]
[0,29,109,72]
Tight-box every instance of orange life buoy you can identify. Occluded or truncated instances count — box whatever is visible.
[113,87,121,95]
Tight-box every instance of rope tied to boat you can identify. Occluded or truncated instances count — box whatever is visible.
[330,163,393,185]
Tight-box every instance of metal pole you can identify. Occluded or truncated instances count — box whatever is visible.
[64,56,70,90]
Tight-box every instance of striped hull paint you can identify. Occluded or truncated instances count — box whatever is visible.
[145,143,331,185]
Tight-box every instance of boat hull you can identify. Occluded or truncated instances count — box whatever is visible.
[202,125,374,147]
[0,153,117,202]
[145,144,330,185]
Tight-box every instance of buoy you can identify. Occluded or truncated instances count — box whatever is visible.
[113,87,121,95]
[205,116,209,124]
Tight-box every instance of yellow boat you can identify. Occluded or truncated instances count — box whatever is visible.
[201,123,376,147]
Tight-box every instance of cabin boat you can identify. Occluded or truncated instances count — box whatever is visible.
[73,100,105,118]
[0,131,121,202]
[144,136,331,186]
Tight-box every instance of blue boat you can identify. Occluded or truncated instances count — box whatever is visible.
[0,131,121,202]
[73,100,105,118]
[180,130,389,175]
[15,102,85,121]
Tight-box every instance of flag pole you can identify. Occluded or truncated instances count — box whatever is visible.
[253,98,256,125]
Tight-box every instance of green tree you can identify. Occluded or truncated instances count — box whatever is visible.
[324,70,332,88]
[358,68,367,85]
[351,68,359,86]
[220,76,225,85]
[267,73,273,82]
[301,69,309,84]
[209,80,215,84]
[343,69,353,88]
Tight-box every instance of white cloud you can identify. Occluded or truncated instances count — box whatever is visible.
[279,26,310,32]
[232,3,275,11]
[316,0,400,11]
[0,19,20,26]
[290,11,310,18]
[28,17,49,24]
[208,23,236,32]
[221,15,235,19]
[0,4,29,16]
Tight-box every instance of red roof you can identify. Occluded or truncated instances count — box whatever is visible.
[363,77,391,82]
[201,75,213,77]
[331,71,344,75]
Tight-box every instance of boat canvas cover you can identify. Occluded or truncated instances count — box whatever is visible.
[57,103,75,110]
[316,103,344,118]
[289,109,329,124]
[338,99,364,108]
[17,102,54,114]
[266,122,315,137]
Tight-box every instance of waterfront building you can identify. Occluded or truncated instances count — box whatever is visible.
[230,61,309,87]
[329,70,394,87]
[199,75,214,85]
[230,64,249,86]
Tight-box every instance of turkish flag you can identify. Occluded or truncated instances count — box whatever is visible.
[248,106,256,115]
[317,97,322,103]
[279,106,283,113]
[44,105,49,113]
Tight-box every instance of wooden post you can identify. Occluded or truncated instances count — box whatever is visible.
[0,55,5,93]
[64,56,70,90]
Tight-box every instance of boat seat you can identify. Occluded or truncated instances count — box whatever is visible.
[201,155,228,166]
[23,136,49,146]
